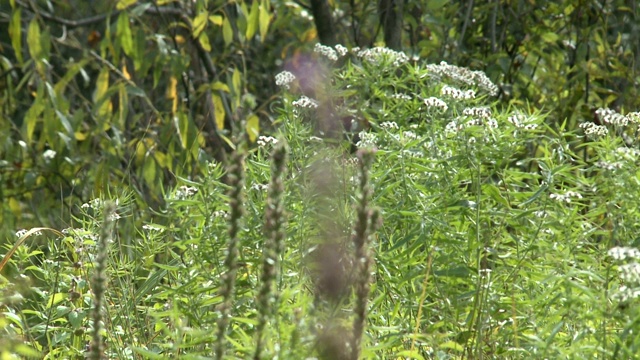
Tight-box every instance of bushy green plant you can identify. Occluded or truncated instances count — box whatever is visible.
[3,44,640,359]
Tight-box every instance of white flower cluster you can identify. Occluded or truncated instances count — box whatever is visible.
[175,185,198,199]
[425,61,499,96]
[142,224,164,232]
[608,247,640,302]
[251,183,269,191]
[579,122,608,137]
[445,121,463,135]
[441,85,475,100]
[380,121,399,129]
[16,229,43,237]
[314,43,339,61]
[212,210,228,219]
[335,44,348,57]
[257,135,278,147]
[627,112,640,123]
[403,131,418,140]
[424,97,448,111]
[357,47,409,67]
[549,190,583,203]
[292,95,319,108]
[609,247,640,261]
[507,113,538,130]
[596,108,629,127]
[463,107,492,118]
[43,149,57,161]
[615,146,640,160]
[391,93,412,100]
[356,131,377,147]
[596,160,623,171]
[275,71,296,89]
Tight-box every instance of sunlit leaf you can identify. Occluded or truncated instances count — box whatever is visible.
[211,81,230,93]
[117,12,134,56]
[258,0,271,42]
[222,17,233,45]
[192,11,208,38]
[209,15,223,26]
[167,75,178,113]
[211,93,225,130]
[246,0,259,39]
[245,114,259,142]
[116,0,137,10]
[9,9,22,64]
[94,68,112,118]
[198,32,211,52]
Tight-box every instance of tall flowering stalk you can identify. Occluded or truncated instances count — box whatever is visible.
[88,201,117,360]
[215,146,246,360]
[254,141,288,360]
[351,149,379,360]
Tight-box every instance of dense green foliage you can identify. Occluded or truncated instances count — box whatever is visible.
[2,0,640,359]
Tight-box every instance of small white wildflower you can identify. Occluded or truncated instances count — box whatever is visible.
[43,149,57,161]
[314,43,338,61]
[445,121,461,135]
[292,95,319,109]
[579,122,608,137]
[391,93,412,100]
[142,224,164,232]
[533,210,547,218]
[334,44,348,57]
[627,112,640,123]
[596,161,623,171]
[423,97,448,111]
[549,190,583,203]
[356,131,377,147]
[426,61,499,96]
[251,183,269,191]
[175,185,198,199]
[357,47,409,67]
[212,210,228,219]
[596,108,628,127]
[275,71,296,89]
[380,121,399,129]
[402,131,418,140]
[441,85,475,100]
[619,263,640,283]
[608,247,640,261]
[257,136,278,147]
[463,107,492,118]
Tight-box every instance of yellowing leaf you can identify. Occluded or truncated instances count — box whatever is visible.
[174,34,186,44]
[9,9,22,64]
[192,11,208,38]
[246,0,259,39]
[166,76,178,113]
[209,15,223,26]
[94,68,112,117]
[258,0,271,42]
[198,32,211,51]
[222,17,233,45]
[27,19,42,61]
[117,13,134,56]
[122,63,131,80]
[75,131,88,141]
[116,0,137,10]
[211,81,230,92]
[245,114,260,143]
[212,94,225,130]
[232,68,242,96]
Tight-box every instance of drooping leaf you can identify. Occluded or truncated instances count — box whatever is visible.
[222,17,233,45]
[9,9,22,64]
[258,0,271,42]
[94,68,112,118]
[117,12,134,56]
[246,0,259,39]
[212,93,225,131]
